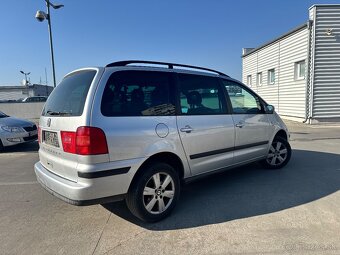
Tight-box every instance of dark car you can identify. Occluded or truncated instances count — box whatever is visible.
[22,96,47,102]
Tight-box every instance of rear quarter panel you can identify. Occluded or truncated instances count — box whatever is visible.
[90,67,191,178]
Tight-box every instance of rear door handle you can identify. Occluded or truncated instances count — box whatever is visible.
[180,125,193,133]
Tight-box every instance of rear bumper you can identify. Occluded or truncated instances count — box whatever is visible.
[34,161,134,205]
[37,177,125,205]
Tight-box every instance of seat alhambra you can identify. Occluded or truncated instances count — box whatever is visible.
[35,60,291,222]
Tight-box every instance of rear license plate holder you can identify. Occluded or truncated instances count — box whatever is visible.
[43,131,59,147]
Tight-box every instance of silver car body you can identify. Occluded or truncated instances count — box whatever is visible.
[34,65,289,205]
[0,112,38,147]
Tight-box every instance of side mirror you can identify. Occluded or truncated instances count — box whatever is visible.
[265,105,275,114]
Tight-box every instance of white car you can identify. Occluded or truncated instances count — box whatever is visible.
[0,111,38,151]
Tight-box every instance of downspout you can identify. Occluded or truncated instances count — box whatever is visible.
[303,18,314,123]
[256,52,258,92]
[278,41,280,114]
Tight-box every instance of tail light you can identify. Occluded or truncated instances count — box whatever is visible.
[61,127,108,155]
[60,131,76,154]
[38,126,41,144]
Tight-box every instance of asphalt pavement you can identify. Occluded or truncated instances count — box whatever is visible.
[0,121,339,255]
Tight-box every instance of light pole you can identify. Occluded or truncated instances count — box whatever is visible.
[35,0,64,88]
[20,71,30,96]
[20,71,31,85]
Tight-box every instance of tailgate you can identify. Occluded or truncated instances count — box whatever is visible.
[37,69,101,182]
[39,118,79,182]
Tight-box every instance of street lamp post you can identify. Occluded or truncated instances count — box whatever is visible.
[20,71,30,96]
[35,0,64,88]
[20,71,31,85]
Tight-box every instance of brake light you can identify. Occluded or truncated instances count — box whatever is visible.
[61,127,108,155]
[38,126,41,144]
[61,131,76,154]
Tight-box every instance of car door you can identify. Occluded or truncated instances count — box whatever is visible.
[176,73,235,176]
[221,79,271,164]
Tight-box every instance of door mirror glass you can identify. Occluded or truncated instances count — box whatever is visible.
[265,105,275,114]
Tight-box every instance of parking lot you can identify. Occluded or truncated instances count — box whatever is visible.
[1,120,339,255]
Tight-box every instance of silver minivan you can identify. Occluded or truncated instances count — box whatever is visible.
[35,61,291,222]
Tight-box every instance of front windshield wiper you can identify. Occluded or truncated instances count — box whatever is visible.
[46,110,71,116]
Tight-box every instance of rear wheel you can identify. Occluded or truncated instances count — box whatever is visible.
[261,136,291,169]
[126,162,180,222]
[0,140,4,152]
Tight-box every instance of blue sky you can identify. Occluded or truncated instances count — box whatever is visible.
[0,0,339,86]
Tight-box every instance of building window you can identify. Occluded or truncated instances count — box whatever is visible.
[295,60,306,80]
[256,72,262,86]
[268,69,275,85]
[247,75,252,86]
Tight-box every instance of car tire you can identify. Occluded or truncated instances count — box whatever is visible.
[0,140,4,152]
[126,162,180,222]
[261,136,291,169]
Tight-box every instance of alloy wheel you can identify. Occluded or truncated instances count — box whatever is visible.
[143,172,175,214]
[266,141,288,166]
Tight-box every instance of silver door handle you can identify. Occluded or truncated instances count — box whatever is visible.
[235,122,244,128]
[180,125,193,133]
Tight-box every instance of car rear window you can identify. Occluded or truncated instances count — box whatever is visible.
[101,70,176,116]
[42,70,96,117]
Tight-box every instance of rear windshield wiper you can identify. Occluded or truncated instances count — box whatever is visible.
[46,110,71,116]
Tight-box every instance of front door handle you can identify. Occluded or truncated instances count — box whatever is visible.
[180,125,193,133]
[235,122,245,128]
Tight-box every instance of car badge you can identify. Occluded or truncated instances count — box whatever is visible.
[47,118,51,127]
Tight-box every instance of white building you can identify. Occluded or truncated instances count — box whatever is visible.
[0,84,53,102]
[242,4,340,123]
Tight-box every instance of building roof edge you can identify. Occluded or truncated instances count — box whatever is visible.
[242,23,308,58]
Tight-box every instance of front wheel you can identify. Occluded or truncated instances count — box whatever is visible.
[126,162,180,222]
[261,136,291,169]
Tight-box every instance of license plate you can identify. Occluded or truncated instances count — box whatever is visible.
[43,131,59,147]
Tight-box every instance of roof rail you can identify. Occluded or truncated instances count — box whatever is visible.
[106,60,229,77]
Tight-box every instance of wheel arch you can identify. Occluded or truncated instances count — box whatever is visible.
[128,152,185,191]
[274,129,288,141]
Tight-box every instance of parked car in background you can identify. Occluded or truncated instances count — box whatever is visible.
[0,99,23,103]
[0,111,38,151]
[35,60,291,222]
[22,96,47,102]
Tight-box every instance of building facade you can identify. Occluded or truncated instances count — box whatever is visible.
[242,4,340,123]
[0,84,53,102]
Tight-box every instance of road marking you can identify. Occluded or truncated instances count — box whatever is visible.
[0,181,38,186]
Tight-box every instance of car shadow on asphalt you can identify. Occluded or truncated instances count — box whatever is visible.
[102,149,340,230]
[1,141,39,153]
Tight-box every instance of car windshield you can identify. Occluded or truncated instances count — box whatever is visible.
[0,111,9,118]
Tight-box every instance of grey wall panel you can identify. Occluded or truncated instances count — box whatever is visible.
[312,6,340,118]
[0,90,27,101]
[0,102,45,119]
[242,27,308,118]
[278,28,308,118]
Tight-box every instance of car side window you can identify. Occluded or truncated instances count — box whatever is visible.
[222,80,263,114]
[101,71,176,116]
[178,73,226,115]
